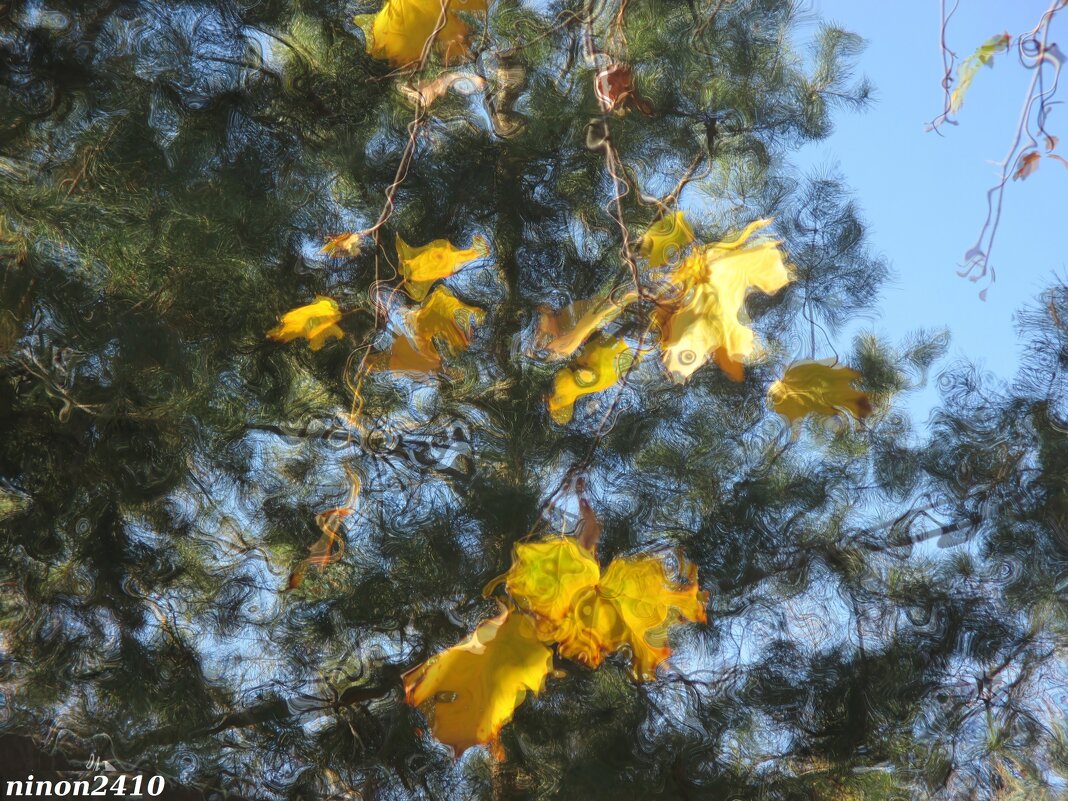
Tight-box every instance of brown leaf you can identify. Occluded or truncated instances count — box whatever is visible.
[1013,150,1041,181]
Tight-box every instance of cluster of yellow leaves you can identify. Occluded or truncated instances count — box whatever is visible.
[540,214,792,422]
[359,0,488,67]
[266,296,345,351]
[403,536,707,756]
[536,214,875,427]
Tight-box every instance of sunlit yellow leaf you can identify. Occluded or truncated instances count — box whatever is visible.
[501,537,708,680]
[505,538,600,622]
[638,212,695,270]
[546,336,631,424]
[366,287,483,375]
[267,296,344,351]
[320,232,363,257]
[950,32,1011,114]
[767,359,872,424]
[592,555,707,679]
[408,285,485,355]
[397,234,488,301]
[536,291,637,359]
[361,0,488,68]
[658,219,791,382]
[403,610,552,755]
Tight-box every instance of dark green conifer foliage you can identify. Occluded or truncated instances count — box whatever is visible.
[3,1,1064,800]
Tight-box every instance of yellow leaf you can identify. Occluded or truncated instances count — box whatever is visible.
[536,291,637,359]
[658,219,791,382]
[591,555,707,680]
[767,359,872,424]
[366,287,483,375]
[546,336,631,424]
[267,296,344,351]
[505,538,600,622]
[638,212,695,270]
[501,537,708,680]
[320,232,363,257]
[950,33,1011,114]
[403,610,552,755]
[408,285,485,355]
[362,0,488,68]
[397,233,488,301]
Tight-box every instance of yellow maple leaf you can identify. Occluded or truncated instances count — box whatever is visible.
[767,359,872,425]
[536,291,638,359]
[502,537,708,680]
[360,0,488,68]
[397,234,488,301]
[546,336,631,424]
[266,296,344,351]
[320,232,363,257]
[657,219,791,382]
[403,610,552,755]
[638,212,696,270]
[505,538,601,622]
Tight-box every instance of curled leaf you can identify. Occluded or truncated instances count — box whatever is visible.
[403,610,552,756]
[546,336,631,424]
[950,32,1011,113]
[360,0,488,68]
[288,506,352,589]
[402,70,487,108]
[594,63,654,116]
[767,360,872,425]
[536,291,637,359]
[320,232,363,257]
[267,296,344,351]
[1013,150,1041,181]
[657,219,792,382]
[638,212,696,270]
[397,234,489,301]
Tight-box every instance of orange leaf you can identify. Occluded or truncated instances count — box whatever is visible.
[403,610,552,756]
[396,234,489,301]
[1013,150,1041,181]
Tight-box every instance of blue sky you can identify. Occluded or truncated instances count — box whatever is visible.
[803,0,1066,424]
